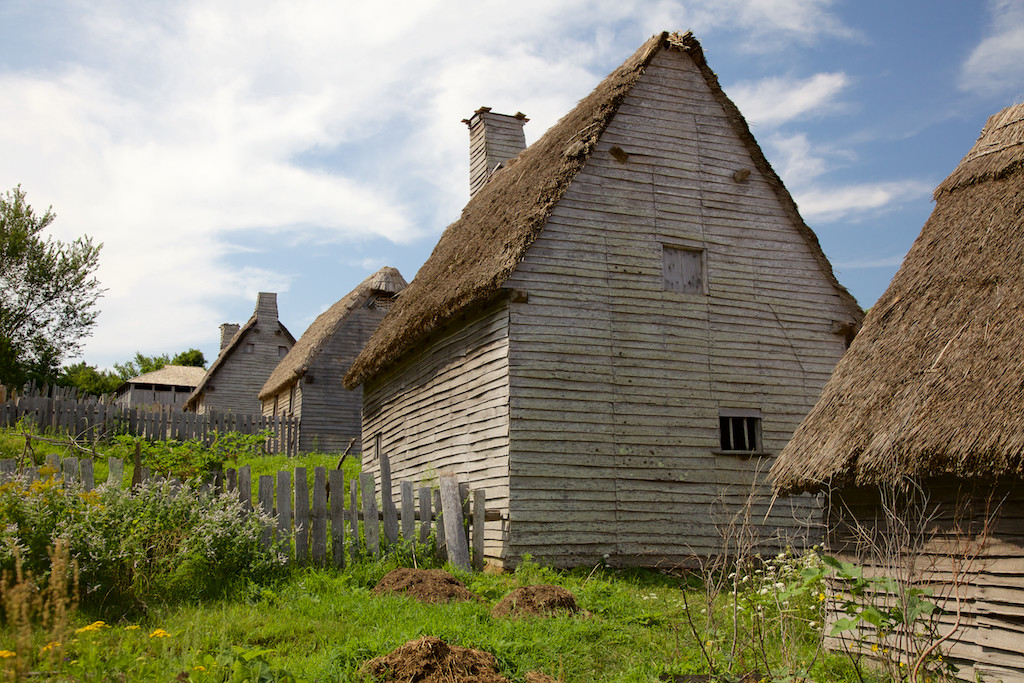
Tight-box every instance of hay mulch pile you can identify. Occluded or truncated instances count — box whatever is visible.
[363,636,508,683]
[372,567,477,603]
[491,584,580,618]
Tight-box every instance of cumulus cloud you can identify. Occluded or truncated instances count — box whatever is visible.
[793,181,933,223]
[0,0,859,366]
[960,0,1024,97]
[729,72,850,128]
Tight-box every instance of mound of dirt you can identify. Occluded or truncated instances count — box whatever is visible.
[363,636,509,683]
[491,584,580,618]
[372,567,477,603]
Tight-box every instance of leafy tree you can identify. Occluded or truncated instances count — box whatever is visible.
[0,186,103,388]
[113,348,206,380]
[57,362,122,396]
[172,348,206,368]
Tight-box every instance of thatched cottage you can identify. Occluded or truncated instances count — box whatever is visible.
[114,364,206,409]
[345,32,862,568]
[258,267,407,453]
[185,292,295,416]
[771,103,1024,681]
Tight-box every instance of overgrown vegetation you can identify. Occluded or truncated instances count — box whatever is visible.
[0,427,961,681]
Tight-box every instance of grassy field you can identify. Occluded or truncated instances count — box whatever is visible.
[0,427,912,681]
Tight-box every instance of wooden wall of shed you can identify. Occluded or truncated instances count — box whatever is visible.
[199,325,293,416]
[116,385,193,410]
[827,482,1024,682]
[499,47,847,567]
[298,306,387,453]
[360,300,512,564]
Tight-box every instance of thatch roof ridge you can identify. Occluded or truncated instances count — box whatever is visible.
[259,267,406,400]
[345,31,861,389]
[935,103,1024,197]
[772,102,1024,495]
[123,365,206,388]
[184,304,296,411]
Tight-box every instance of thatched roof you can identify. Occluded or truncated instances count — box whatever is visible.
[772,103,1024,495]
[345,31,861,389]
[184,299,296,411]
[259,267,406,400]
[120,365,206,390]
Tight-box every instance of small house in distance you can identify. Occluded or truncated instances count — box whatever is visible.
[345,31,862,569]
[114,364,206,410]
[771,104,1024,681]
[258,267,407,454]
[185,292,295,416]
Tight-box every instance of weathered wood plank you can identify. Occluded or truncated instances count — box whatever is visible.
[401,481,415,543]
[360,472,380,558]
[329,468,345,569]
[311,467,327,566]
[473,489,486,571]
[294,467,309,564]
[419,486,432,546]
[258,475,274,547]
[379,454,399,545]
[440,474,470,570]
[276,470,292,542]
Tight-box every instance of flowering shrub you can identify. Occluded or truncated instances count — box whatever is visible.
[0,471,287,612]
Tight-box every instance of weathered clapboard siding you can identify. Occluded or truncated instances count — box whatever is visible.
[263,305,387,453]
[193,294,294,416]
[499,47,847,566]
[826,482,1024,682]
[361,299,512,563]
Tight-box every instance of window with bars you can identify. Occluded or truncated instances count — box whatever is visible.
[718,410,762,453]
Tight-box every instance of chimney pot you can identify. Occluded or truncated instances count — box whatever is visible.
[465,108,528,197]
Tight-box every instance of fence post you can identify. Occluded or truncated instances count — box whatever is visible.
[401,481,415,543]
[294,467,309,564]
[107,457,124,488]
[311,467,327,566]
[439,474,470,571]
[419,487,432,546]
[433,488,445,563]
[380,454,399,545]
[360,472,379,558]
[349,479,359,562]
[258,475,274,547]
[329,469,345,569]
[80,459,95,491]
[238,465,252,512]
[472,489,486,571]
[276,470,292,544]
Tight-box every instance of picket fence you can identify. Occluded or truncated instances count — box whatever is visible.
[0,453,490,571]
[0,385,298,456]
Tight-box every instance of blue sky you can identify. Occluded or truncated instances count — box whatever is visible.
[2,0,1023,370]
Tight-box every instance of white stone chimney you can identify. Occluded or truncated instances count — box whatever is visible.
[255,292,278,323]
[219,323,240,350]
[463,107,528,197]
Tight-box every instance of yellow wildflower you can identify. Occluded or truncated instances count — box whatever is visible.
[75,620,108,634]
[817,592,826,601]
[0,650,15,659]
[149,629,171,638]
[193,666,207,672]
[125,625,140,631]
[871,644,879,652]
[40,641,60,653]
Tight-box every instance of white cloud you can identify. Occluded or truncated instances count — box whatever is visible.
[0,0,860,366]
[833,255,905,270]
[960,0,1024,96]
[793,181,933,223]
[730,72,850,128]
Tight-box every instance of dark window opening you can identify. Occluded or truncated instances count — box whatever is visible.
[278,345,288,358]
[719,415,761,452]
[243,343,254,354]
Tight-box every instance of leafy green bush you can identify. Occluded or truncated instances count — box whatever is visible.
[0,472,287,614]
[107,429,273,481]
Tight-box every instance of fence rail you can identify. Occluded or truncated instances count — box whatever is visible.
[1,385,298,456]
[0,454,487,571]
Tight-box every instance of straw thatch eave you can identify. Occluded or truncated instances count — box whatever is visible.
[345,30,861,389]
[258,267,406,400]
[771,103,1024,495]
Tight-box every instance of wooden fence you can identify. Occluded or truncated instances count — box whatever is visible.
[1,385,298,456]
[0,454,488,571]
